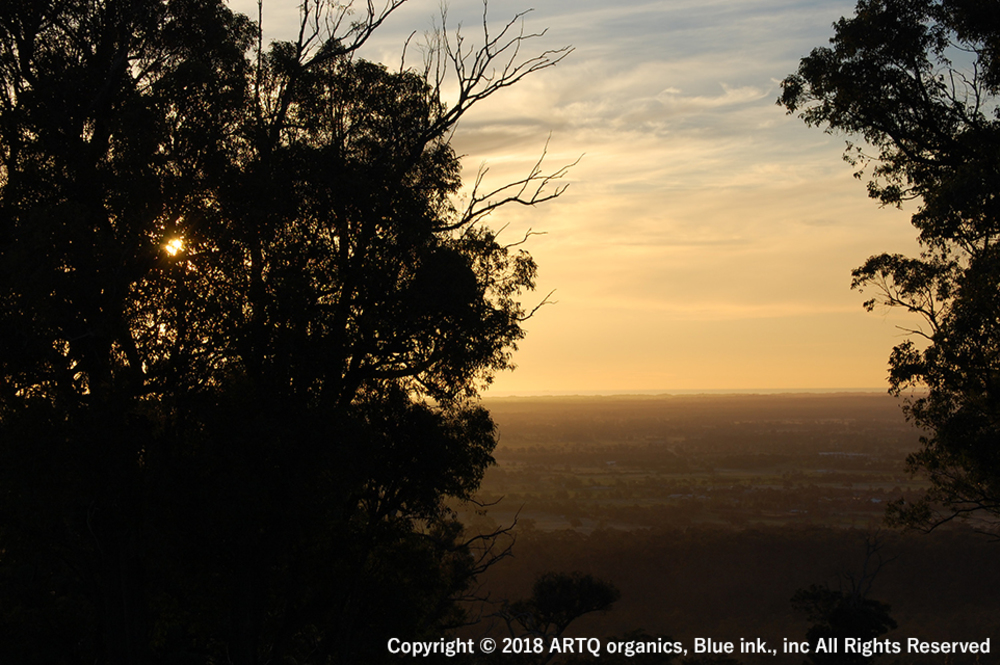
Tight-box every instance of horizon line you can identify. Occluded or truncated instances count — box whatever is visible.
[483,387,893,398]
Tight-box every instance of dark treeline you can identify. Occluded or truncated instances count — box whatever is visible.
[0,0,570,662]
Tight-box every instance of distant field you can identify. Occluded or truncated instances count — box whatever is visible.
[465,393,925,531]
[457,394,996,664]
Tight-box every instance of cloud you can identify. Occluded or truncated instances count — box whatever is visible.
[223,0,920,392]
[656,83,770,111]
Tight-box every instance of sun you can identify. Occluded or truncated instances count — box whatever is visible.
[164,237,184,256]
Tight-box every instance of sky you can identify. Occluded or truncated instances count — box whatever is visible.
[230,0,925,395]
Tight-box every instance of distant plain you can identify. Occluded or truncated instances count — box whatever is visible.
[460,394,1000,663]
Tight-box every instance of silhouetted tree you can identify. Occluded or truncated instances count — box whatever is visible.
[792,586,896,665]
[0,0,569,662]
[792,533,897,665]
[494,572,621,665]
[506,571,622,639]
[779,0,1000,534]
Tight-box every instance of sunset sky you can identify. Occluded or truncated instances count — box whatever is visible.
[233,0,924,395]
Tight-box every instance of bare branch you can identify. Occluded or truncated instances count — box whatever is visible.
[519,289,556,322]
[299,0,411,67]
[503,227,546,250]
[452,144,580,231]
[407,2,572,141]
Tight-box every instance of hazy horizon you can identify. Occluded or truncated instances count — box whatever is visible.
[483,386,892,398]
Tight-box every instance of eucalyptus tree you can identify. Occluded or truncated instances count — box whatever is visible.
[780,0,1000,536]
[0,0,569,661]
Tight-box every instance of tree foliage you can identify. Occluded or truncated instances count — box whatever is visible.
[791,533,897,665]
[792,585,897,665]
[504,571,622,639]
[0,0,569,662]
[493,571,621,665]
[780,0,1000,533]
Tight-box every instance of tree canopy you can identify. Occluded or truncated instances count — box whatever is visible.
[0,0,569,662]
[791,533,897,665]
[780,0,1000,534]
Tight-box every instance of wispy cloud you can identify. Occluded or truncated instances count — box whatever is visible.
[225,0,921,392]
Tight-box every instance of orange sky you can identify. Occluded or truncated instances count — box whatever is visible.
[233,0,925,395]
